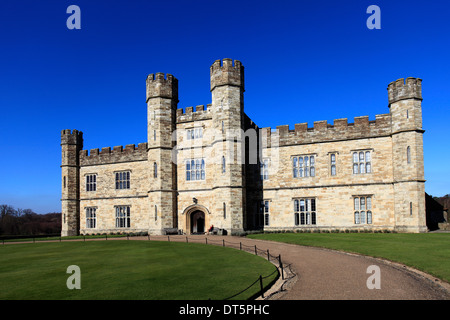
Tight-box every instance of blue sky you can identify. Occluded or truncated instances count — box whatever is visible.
[0,0,449,213]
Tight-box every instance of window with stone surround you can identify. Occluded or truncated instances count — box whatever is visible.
[352,151,371,174]
[292,155,315,178]
[186,127,203,140]
[260,159,269,180]
[86,174,97,192]
[260,200,270,226]
[86,207,96,229]
[354,196,372,224]
[222,156,226,174]
[115,206,130,228]
[115,171,130,190]
[186,159,205,181]
[294,198,316,226]
[330,153,337,176]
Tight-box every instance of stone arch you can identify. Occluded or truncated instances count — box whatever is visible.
[182,204,210,235]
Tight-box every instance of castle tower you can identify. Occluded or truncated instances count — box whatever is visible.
[146,73,178,234]
[61,129,83,236]
[388,78,427,232]
[210,59,246,233]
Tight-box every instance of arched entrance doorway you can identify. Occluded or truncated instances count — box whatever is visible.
[182,204,210,235]
[191,211,205,234]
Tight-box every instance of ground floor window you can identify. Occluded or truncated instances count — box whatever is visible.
[354,196,372,224]
[263,200,270,226]
[294,198,316,226]
[86,207,96,228]
[115,206,131,228]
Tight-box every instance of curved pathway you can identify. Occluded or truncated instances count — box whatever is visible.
[146,234,450,300]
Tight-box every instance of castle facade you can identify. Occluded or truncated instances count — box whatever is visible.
[61,58,427,236]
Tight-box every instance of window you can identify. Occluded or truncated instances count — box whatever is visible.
[155,205,157,221]
[352,151,371,174]
[262,200,270,226]
[222,156,226,173]
[154,162,157,178]
[223,202,226,219]
[63,176,66,189]
[354,196,372,224]
[115,206,130,228]
[293,155,315,178]
[294,198,316,226]
[186,159,205,181]
[115,171,130,189]
[330,153,337,176]
[86,174,97,192]
[187,128,203,140]
[407,146,411,164]
[260,159,269,180]
[86,207,96,229]
[410,202,413,216]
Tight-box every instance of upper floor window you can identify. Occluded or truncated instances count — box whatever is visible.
[115,171,130,189]
[354,196,372,224]
[186,159,205,181]
[330,153,337,176]
[352,151,371,174]
[86,174,97,192]
[187,128,203,140]
[260,159,269,180]
[222,156,226,174]
[154,162,158,178]
[293,155,315,178]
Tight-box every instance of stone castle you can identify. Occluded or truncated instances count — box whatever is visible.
[61,58,427,236]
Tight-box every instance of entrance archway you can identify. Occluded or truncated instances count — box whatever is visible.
[182,204,210,235]
[191,211,205,234]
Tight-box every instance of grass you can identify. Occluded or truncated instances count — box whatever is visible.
[247,232,450,283]
[0,240,278,300]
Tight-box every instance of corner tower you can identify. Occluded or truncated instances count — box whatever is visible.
[388,78,427,232]
[146,73,178,234]
[210,59,246,234]
[61,129,83,236]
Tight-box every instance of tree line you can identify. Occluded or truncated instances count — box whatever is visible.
[0,204,61,236]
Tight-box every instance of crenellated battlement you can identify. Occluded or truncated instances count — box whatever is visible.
[388,77,422,105]
[261,113,392,147]
[210,58,244,92]
[176,104,212,123]
[146,73,178,102]
[61,129,83,146]
[80,142,148,166]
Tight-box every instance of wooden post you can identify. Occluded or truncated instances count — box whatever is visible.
[259,275,264,298]
[279,255,284,280]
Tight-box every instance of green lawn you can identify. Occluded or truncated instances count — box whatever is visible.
[0,241,277,300]
[247,233,450,282]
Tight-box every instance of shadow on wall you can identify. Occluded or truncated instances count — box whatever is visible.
[425,193,447,231]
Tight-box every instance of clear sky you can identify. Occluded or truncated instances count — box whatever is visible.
[0,0,449,213]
